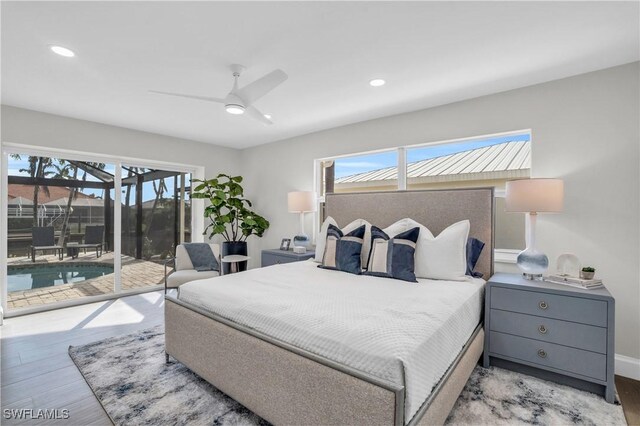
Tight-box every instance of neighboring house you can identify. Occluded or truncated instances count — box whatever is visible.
[7,184,106,227]
[7,183,96,205]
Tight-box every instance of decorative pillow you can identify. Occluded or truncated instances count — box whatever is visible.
[382,218,413,238]
[466,237,485,278]
[314,217,372,269]
[365,226,420,282]
[406,219,470,281]
[318,224,366,274]
[314,216,338,263]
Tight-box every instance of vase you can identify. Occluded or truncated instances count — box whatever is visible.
[221,241,248,274]
[580,270,595,280]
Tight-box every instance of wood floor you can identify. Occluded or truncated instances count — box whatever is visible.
[1,291,639,425]
[1,291,165,425]
[617,375,640,426]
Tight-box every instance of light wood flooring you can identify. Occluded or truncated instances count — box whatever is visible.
[1,291,165,425]
[1,291,639,425]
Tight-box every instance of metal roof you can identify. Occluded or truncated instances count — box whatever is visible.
[336,141,530,184]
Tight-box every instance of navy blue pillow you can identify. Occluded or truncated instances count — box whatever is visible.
[466,237,485,278]
[365,226,420,283]
[318,224,365,275]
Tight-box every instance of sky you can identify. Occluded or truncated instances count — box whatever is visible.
[7,158,188,202]
[334,133,530,178]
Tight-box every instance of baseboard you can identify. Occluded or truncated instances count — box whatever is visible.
[615,354,640,380]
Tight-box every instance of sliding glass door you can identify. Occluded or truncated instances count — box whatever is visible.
[1,147,198,314]
[120,164,192,291]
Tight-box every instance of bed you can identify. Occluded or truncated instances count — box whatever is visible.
[165,188,494,426]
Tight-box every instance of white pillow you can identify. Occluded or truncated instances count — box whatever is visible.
[314,217,372,268]
[382,218,413,237]
[406,219,470,281]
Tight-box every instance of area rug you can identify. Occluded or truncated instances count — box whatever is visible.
[69,326,627,426]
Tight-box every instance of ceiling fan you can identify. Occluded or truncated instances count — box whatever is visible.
[150,64,287,125]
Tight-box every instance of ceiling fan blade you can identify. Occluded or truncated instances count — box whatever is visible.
[149,90,225,103]
[236,69,288,105]
[245,106,273,125]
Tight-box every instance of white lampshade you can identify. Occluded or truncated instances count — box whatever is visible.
[288,191,317,213]
[505,179,564,213]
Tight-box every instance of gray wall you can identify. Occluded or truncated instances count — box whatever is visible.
[240,62,640,360]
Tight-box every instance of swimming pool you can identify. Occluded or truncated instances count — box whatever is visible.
[8,264,114,292]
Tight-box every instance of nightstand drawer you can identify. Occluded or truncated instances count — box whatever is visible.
[489,331,607,381]
[491,286,607,327]
[490,309,607,354]
[261,253,298,267]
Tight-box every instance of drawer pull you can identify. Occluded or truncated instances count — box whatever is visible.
[537,349,547,358]
[538,325,548,334]
[538,301,548,310]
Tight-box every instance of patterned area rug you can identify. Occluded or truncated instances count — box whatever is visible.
[69,326,627,426]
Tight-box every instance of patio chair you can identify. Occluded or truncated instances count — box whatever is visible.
[70,225,104,259]
[164,243,221,294]
[31,226,64,262]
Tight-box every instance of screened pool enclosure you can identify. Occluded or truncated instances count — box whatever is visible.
[6,154,192,311]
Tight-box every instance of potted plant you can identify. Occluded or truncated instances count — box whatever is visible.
[191,174,270,273]
[580,266,595,280]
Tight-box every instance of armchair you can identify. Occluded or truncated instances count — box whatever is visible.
[164,243,221,294]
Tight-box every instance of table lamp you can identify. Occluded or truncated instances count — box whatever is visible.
[505,178,564,280]
[288,191,317,249]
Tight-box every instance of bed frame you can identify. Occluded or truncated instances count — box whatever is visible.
[165,188,494,425]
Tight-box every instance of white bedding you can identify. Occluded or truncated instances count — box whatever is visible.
[177,260,485,423]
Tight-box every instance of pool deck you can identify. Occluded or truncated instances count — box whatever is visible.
[6,252,165,310]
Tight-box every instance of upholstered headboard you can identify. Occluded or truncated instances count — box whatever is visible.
[324,188,495,279]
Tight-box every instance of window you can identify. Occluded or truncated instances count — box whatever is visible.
[321,150,397,196]
[316,131,531,251]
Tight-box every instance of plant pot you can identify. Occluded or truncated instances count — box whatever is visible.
[580,270,595,280]
[221,241,248,274]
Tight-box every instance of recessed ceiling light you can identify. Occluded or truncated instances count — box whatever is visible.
[225,104,245,115]
[50,45,75,58]
[369,78,386,87]
[263,113,272,120]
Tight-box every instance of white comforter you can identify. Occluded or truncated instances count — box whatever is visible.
[178,260,485,423]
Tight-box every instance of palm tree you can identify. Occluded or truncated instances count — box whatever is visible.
[52,160,106,246]
[10,155,53,227]
[144,177,168,239]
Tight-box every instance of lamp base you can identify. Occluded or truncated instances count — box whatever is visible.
[516,247,549,280]
[293,234,310,248]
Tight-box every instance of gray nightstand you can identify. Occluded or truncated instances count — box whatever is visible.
[261,248,316,267]
[483,273,615,403]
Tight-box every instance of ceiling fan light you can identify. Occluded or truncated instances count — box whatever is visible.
[225,104,245,115]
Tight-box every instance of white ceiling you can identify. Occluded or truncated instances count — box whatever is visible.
[2,2,638,149]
